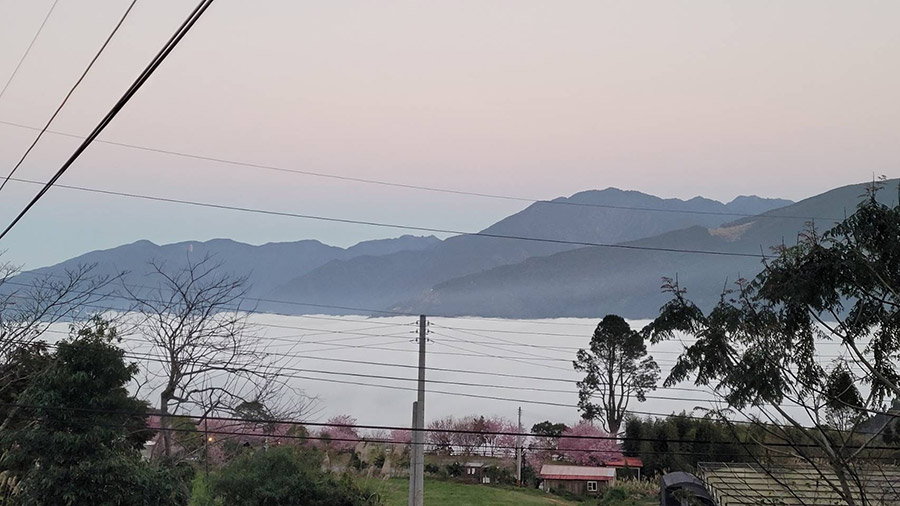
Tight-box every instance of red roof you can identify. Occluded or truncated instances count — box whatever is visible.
[605,457,643,468]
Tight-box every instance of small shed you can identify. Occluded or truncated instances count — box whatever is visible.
[462,462,488,484]
[539,464,615,496]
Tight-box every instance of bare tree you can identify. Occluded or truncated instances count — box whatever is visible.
[125,254,309,457]
[0,261,115,360]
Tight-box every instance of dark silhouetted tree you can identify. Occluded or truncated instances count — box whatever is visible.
[574,314,659,435]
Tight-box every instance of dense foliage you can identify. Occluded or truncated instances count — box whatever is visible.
[210,446,381,506]
[0,318,190,506]
[574,315,659,434]
[642,183,900,505]
[623,413,756,476]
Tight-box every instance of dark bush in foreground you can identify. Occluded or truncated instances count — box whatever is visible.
[211,446,381,506]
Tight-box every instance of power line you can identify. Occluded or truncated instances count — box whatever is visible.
[4,330,734,410]
[11,267,600,327]
[8,402,900,453]
[0,0,218,241]
[0,119,843,223]
[5,277,855,366]
[5,327,861,429]
[0,0,139,194]
[3,176,768,258]
[8,284,852,370]
[0,0,60,102]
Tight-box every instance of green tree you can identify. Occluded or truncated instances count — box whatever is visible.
[0,317,190,506]
[0,343,51,431]
[574,314,660,435]
[531,420,568,438]
[643,182,900,505]
[210,446,381,506]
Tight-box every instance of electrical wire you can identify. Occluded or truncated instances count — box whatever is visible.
[3,176,768,258]
[0,0,60,102]
[7,402,900,453]
[0,0,217,241]
[0,119,843,223]
[0,0,139,194]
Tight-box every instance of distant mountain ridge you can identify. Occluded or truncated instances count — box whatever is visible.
[20,235,441,300]
[397,180,896,318]
[17,187,804,318]
[263,189,792,314]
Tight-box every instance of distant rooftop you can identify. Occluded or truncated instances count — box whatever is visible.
[540,464,616,481]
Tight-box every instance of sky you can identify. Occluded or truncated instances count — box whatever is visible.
[0,0,898,269]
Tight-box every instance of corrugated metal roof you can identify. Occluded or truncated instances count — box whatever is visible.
[542,474,615,482]
[540,465,616,481]
[699,462,900,506]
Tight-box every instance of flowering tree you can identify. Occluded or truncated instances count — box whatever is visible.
[556,421,622,466]
[495,420,520,458]
[319,415,359,452]
[451,416,484,455]
[427,416,454,454]
[390,428,412,445]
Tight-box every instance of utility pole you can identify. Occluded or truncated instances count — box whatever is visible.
[408,401,418,506]
[408,315,427,506]
[516,406,523,486]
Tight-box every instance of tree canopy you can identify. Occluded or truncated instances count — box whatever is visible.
[574,314,660,434]
[642,182,900,506]
[0,318,190,506]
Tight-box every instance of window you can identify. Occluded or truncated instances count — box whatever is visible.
[587,481,598,492]
[467,468,476,475]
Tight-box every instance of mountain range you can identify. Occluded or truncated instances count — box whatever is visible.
[17,181,893,318]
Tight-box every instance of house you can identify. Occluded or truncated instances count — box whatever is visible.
[539,464,615,496]
[462,462,488,484]
[605,456,643,479]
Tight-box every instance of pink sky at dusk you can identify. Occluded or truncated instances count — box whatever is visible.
[0,0,898,268]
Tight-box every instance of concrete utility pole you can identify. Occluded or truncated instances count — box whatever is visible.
[408,315,427,506]
[408,401,419,506]
[516,406,523,485]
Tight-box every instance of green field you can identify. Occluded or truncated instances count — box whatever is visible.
[361,478,582,506]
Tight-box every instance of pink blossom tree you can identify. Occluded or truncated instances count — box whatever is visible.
[390,428,412,446]
[427,416,454,454]
[319,414,360,452]
[556,421,622,466]
[451,416,483,455]
[494,419,519,458]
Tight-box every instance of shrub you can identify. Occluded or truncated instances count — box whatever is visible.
[598,482,658,506]
[188,474,220,506]
[445,461,464,477]
[483,465,515,485]
[350,451,365,471]
[210,446,382,506]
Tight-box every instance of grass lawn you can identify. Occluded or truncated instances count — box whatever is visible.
[360,477,583,506]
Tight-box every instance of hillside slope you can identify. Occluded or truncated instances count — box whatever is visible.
[267,189,791,314]
[18,235,440,300]
[396,180,894,318]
